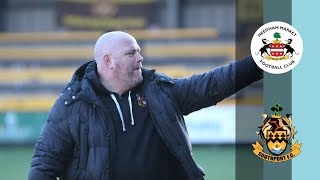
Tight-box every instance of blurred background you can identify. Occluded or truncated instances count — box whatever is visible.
[0,0,263,179]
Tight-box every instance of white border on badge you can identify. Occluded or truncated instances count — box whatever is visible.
[250,21,303,74]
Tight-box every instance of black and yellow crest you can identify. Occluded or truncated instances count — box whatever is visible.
[253,104,302,162]
[136,93,147,107]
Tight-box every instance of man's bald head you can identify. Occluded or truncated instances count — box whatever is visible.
[94,31,137,63]
[93,31,143,95]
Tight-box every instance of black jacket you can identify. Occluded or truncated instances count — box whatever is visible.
[28,56,262,180]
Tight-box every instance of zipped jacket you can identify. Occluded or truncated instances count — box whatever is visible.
[29,56,262,180]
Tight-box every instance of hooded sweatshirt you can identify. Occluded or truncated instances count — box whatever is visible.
[86,63,177,180]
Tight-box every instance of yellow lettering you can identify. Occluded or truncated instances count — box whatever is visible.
[63,15,146,29]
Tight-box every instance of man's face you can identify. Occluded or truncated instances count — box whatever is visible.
[109,36,143,86]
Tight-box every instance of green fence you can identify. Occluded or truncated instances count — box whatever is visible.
[0,112,47,144]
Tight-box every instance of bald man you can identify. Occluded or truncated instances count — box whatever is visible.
[28,31,262,180]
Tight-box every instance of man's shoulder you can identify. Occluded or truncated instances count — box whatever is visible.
[155,72,174,83]
[142,68,174,84]
[50,84,87,117]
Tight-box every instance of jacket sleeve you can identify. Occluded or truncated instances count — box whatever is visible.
[28,103,73,180]
[172,56,263,115]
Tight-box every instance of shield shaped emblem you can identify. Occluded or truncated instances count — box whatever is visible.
[266,130,287,155]
[269,43,285,57]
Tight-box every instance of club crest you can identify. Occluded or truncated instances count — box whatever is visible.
[252,104,302,162]
[251,21,303,74]
[136,93,147,107]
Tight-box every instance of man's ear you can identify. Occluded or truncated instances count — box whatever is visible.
[103,55,113,69]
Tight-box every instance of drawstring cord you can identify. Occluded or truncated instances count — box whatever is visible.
[110,91,135,131]
[128,91,135,125]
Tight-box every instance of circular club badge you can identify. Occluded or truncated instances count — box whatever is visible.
[251,21,303,74]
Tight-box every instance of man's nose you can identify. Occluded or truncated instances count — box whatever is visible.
[136,53,143,63]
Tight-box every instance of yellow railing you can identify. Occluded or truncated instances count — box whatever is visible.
[0,43,234,60]
[0,94,57,112]
[0,28,218,43]
[0,66,213,84]
[0,93,262,112]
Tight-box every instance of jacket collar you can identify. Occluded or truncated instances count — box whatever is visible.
[66,61,158,106]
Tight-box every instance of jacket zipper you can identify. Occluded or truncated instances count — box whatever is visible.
[79,124,89,170]
[94,103,116,179]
